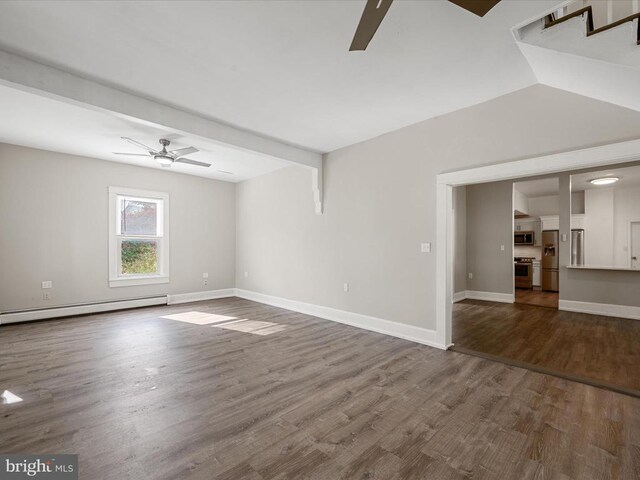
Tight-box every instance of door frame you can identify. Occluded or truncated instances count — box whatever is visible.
[629,220,640,268]
[435,138,640,348]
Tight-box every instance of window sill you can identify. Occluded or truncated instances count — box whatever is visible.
[109,276,170,288]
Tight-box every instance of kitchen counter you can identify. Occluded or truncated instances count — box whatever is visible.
[566,265,640,272]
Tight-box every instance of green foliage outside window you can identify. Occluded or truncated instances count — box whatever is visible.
[121,240,158,275]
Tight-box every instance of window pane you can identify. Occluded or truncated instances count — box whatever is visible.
[121,239,158,275]
[121,199,157,236]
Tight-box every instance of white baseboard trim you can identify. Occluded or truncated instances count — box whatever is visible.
[559,300,640,320]
[453,291,467,303]
[235,289,446,350]
[167,288,236,305]
[465,290,514,303]
[0,296,167,325]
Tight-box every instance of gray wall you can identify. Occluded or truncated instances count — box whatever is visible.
[453,186,467,294]
[236,84,640,329]
[0,144,236,311]
[465,182,513,294]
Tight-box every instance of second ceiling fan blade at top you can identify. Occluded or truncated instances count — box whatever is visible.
[349,0,502,51]
[448,0,501,17]
[350,0,394,51]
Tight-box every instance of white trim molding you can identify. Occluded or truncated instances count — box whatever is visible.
[465,291,515,303]
[167,289,236,305]
[437,138,640,187]
[453,291,467,303]
[0,296,167,325]
[559,300,640,320]
[235,289,447,350]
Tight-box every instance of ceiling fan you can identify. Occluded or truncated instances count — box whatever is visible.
[350,0,501,51]
[114,137,211,168]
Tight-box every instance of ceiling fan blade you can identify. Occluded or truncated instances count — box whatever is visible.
[169,146,198,158]
[113,152,150,157]
[175,157,211,167]
[448,0,501,17]
[349,0,394,51]
[121,137,158,153]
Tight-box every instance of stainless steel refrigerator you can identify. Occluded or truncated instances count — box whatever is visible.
[571,229,584,266]
[542,230,559,292]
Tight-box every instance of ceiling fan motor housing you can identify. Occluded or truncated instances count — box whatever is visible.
[155,139,174,166]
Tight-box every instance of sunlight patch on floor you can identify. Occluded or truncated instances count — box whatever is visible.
[160,311,237,325]
[1,390,23,405]
[212,319,287,336]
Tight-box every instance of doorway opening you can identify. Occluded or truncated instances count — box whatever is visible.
[513,178,562,309]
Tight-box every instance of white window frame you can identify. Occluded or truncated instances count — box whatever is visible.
[109,186,170,287]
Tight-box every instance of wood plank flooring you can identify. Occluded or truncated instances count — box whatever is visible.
[515,288,559,309]
[2,297,640,479]
[454,299,640,394]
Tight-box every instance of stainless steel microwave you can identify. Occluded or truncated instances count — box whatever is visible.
[514,231,534,245]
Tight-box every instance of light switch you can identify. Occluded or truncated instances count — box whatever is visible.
[561,234,567,242]
[343,283,349,293]
[202,272,209,279]
[500,245,505,251]
[421,243,431,253]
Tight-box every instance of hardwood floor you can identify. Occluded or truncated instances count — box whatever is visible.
[515,288,559,309]
[2,297,640,479]
[454,299,640,394]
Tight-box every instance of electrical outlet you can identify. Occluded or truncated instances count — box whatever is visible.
[343,283,349,293]
[43,292,51,301]
[468,273,473,279]
[421,243,431,253]
[244,271,249,278]
[203,279,208,286]
[41,281,52,289]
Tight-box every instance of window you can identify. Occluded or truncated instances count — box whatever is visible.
[109,187,169,287]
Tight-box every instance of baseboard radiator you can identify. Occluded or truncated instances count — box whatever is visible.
[0,296,167,325]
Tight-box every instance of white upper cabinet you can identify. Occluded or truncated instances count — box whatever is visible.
[538,214,585,231]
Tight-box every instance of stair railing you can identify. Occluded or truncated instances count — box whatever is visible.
[544,0,640,45]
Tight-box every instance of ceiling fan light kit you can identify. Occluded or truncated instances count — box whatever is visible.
[350,0,501,51]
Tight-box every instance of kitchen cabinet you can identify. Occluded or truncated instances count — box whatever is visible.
[571,214,585,229]
[532,261,541,287]
[539,214,585,231]
[540,215,560,231]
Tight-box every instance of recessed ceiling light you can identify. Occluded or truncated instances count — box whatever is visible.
[590,177,619,185]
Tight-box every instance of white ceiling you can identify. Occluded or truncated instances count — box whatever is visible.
[514,177,559,197]
[0,0,561,153]
[0,85,289,182]
[572,164,640,192]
